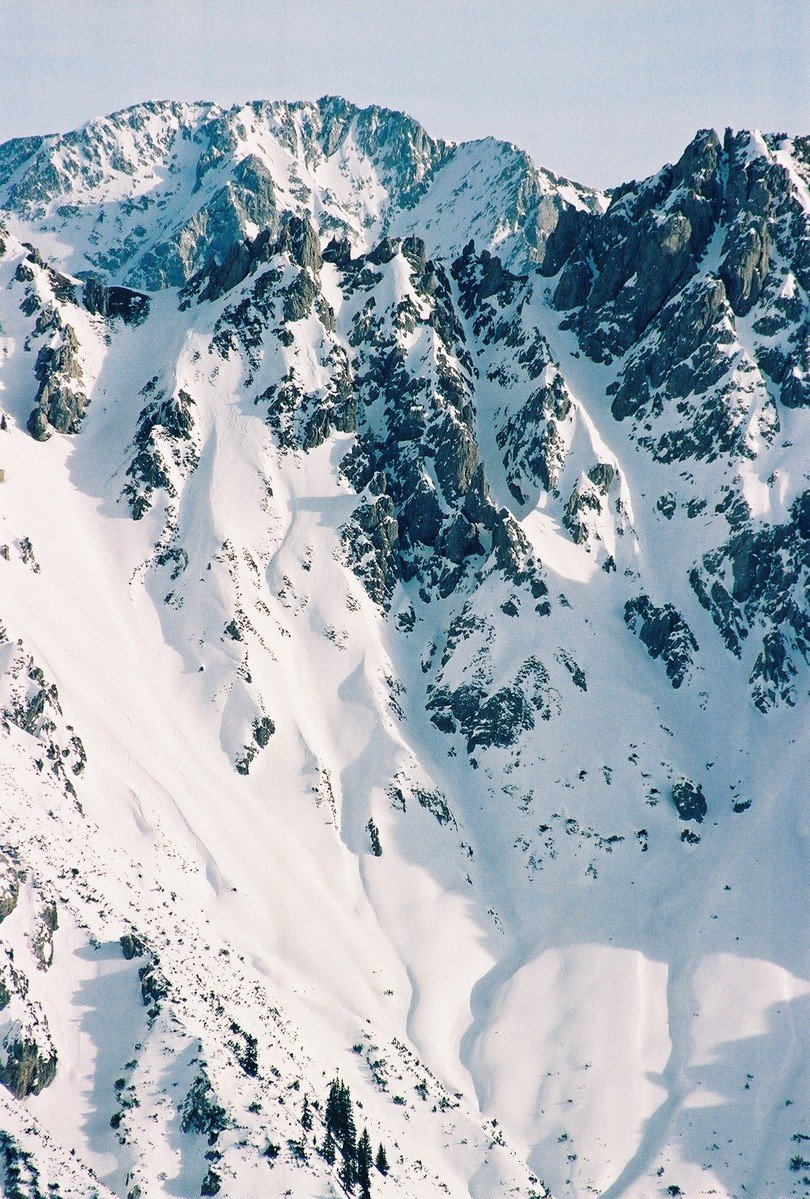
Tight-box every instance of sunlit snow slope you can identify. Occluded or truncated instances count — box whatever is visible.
[0,98,807,1199]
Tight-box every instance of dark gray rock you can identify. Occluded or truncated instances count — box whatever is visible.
[452,241,525,316]
[0,1030,57,1098]
[201,1167,222,1195]
[283,269,318,322]
[138,956,170,1009]
[27,324,87,438]
[132,152,279,290]
[253,715,275,747]
[555,129,722,360]
[120,932,146,960]
[719,218,770,315]
[276,212,322,273]
[691,490,809,709]
[24,407,50,441]
[0,853,18,923]
[341,490,401,610]
[563,485,601,545]
[83,275,150,323]
[624,595,698,688]
[496,373,572,503]
[672,778,707,823]
[438,513,483,564]
[123,388,198,518]
[779,323,810,409]
[181,1072,228,1140]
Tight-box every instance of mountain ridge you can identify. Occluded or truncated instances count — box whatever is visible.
[0,97,807,1199]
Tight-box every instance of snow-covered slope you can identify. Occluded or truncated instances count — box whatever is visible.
[0,98,807,1199]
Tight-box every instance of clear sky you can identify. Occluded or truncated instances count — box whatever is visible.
[2,0,808,188]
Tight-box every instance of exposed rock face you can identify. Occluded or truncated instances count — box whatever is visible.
[209,223,547,612]
[123,386,199,518]
[720,217,770,315]
[624,596,699,689]
[136,151,280,290]
[29,892,58,970]
[555,129,724,361]
[138,955,170,1012]
[27,324,87,438]
[120,932,146,960]
[181,1071,228,1139]
[672,778,708,823]
[608,275,748,462]
[82,275,150,323]
[563,462,618,546]
[0,633,86,794]
[0,1017,57,1098]
[690,490,809,710]
[496,373,572,503]
[235,713,276,775]
[0,852,19,923]
[560,129,808,480]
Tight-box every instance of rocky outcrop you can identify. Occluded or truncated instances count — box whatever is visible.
[120,932,146,960]
[133,152,280,290]
[690,490,809,710]
[262,233,550,606]
[0,634,87,793]
[181,1071,228,1140]
[671,777,708,823]
[563,462,618,547]
[555,129,723,361]
[0,852,19,923]
[235,714,276,775]
[82,275,150,324]
[0,1017,57,1098]
[496,371,572,506]
[138,955,170,1013]
[29,892,58,971]
[719,217,770,315]
[123,385,198,518]
[26,325,87,439]
[624,595,698,688]
[341,486,401,610]
[427,655,559,755]
[558,126,809,474]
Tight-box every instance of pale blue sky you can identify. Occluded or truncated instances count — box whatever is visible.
[2,0,808,187]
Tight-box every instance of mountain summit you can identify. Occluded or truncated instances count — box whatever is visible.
[0,99,807,1199]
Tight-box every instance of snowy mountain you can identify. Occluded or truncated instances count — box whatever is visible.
[0,97,807,1199]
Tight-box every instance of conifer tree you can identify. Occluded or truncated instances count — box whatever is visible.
[325,1078,342,1134]
[357,1128,373,1197]
[375,1143,389,1175]
[301,1094,312,1130]
[341,1120,356,1169]
[325,1075,362,1189]
[338,1147,355,1193]
[343,1092,356,1148]
[326,1077,355,1141]
[321,1127,336,1165]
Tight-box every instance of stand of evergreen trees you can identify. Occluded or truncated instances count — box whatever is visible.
[320,1077,389,1195]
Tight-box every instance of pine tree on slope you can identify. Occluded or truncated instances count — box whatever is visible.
[375,1142,389,1175]
[357,1127,373,1197]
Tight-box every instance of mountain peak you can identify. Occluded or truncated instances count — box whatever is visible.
[0,99,806,1199]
